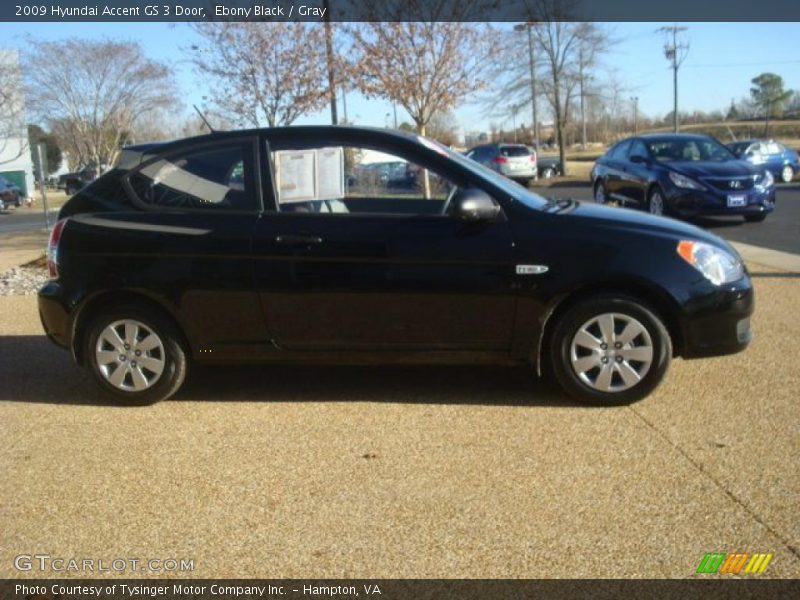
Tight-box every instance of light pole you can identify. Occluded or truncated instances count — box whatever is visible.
[657,25,689,133]
[515,22,538,152]
[631,96,639,134]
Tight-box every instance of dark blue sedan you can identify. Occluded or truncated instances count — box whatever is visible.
[591,134,776,222]
[727,139,799,183]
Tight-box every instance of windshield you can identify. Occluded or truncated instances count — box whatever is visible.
[646,137,736,162]
[427,138,549,210]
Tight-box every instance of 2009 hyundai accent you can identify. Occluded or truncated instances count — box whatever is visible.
[38,126,753,405]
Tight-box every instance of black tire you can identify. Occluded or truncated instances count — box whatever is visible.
[744,214,767,223]
[549,295,672,406]
[541,167,556,179]
[84,304,188,405]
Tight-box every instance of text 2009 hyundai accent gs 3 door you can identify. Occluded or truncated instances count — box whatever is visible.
[38,126,753,405]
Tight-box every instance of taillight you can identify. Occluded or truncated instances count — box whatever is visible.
[493,156,508,164]
[530,153,537,163]
[47,218,68,279]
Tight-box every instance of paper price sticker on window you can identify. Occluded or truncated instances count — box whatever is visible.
[274,147,344,204]
[274,150,316,203]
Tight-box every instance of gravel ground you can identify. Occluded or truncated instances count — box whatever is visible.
[0,266,48,296]
[1,262,798,579]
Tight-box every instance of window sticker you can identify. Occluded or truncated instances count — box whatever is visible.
[316,147,345,201]
[273,147,344,204]
[274,150,316,203]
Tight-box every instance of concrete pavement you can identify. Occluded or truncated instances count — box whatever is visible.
[0,259,798,579]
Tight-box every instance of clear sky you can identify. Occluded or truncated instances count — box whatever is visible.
[2,21,798,135]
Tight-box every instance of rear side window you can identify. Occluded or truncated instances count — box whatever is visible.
[628,140,649,159]
[608,140,630,159]
[126,142,256,211]
[499,146,530,157]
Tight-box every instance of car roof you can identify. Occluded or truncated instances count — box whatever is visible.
[125,125,423,154]
[636,133,715,141]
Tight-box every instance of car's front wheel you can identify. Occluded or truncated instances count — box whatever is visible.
[549,295,672,405]
[594,180,607,204]
[647,187,666,216]
[541,167,556,179]
[781,165,794,183]
[85,305,188,404]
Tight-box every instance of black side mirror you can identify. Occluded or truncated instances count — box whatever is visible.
[451,188,501,222]
[629,154,648,164]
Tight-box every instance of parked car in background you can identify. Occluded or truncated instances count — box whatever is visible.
[726,139,799,183]
[59,167,98,196]
[535,155,563,179]
[465,143,537,184]
[40,126,753,406]
[591,134,775,222]
[0,175,21,207]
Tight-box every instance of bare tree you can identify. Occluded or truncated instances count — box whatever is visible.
[0,50,28,167]
[191,23,330,128]
[26,39,176,169]
[347,16,495,195]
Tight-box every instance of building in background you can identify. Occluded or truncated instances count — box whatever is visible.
[0,49,34,201]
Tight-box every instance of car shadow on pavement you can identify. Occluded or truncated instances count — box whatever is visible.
[0,335,578,408]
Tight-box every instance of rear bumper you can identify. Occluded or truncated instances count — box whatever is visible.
[38,281,72,350]
[679,276,754,358]
[667,186,776,218]
[499,166,537,179]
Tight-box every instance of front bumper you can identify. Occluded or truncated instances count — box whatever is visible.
[680,275,754,358]
[667,186,775,218]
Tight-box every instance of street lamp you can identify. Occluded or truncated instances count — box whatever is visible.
[630,96,639,134]
[514,22,538,152]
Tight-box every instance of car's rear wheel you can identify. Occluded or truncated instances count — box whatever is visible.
[541,167,556,179]
[593,180,607,204]
[744,214,767,223]
[549,295,672,405]
[85,306,188,405]
[781,165,794,183]
[647,187,665,216]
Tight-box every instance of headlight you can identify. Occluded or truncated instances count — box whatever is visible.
[754,170,774,191]
[677,240,744,285]
[668,171,704,190]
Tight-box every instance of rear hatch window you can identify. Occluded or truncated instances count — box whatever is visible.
[500,146,531,158]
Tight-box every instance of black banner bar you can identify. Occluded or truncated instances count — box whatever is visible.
[3,579,800,600]
[4,0,800,22]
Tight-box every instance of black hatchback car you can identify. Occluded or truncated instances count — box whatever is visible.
[591,134,776,222]
[39,126,753,406]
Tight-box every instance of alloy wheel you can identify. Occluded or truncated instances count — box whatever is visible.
[782,166,794,183]
[569,312,654,393]
[649,191,664,215]
[95,319,165,392]
[594,182,606,204]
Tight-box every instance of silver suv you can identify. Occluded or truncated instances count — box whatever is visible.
[465,143,537,184]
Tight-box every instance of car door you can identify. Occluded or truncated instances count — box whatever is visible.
[115,137,266,358]
[252,131,517,353]
[624,139,652,207]
[603,140,630,200]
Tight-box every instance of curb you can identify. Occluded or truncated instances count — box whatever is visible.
[731,242,800,273]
